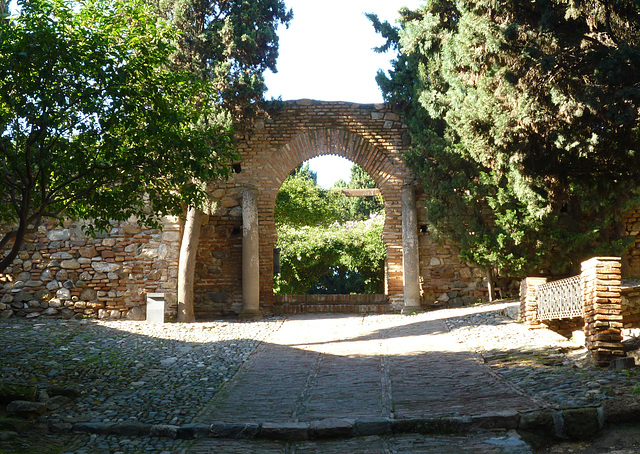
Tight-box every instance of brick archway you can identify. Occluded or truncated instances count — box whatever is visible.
[260,127,409,308]
[196,100,418,316]
[0,100,492,321]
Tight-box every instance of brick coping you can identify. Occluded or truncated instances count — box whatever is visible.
[273,294,391,315]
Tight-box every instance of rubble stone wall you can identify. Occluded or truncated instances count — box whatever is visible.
[0,218,180,320]
[623,208,640,278]
[621,285,640,329]
[23,101,640,319]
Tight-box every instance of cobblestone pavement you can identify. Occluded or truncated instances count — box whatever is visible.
[2,301,640,453]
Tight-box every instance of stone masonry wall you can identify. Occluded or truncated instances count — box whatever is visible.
[0,218,180,320]
[415,193,485,308]
[621,284,640,329]
[620,205,640,326]
[21,101,640,319]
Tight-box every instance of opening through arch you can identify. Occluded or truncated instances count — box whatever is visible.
[273,158,387,307]
[251,127,409,314]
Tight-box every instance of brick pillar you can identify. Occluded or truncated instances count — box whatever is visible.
[519,277,548,325]
[581,257,624,366]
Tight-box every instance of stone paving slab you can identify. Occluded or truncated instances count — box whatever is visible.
[197,313,541,425]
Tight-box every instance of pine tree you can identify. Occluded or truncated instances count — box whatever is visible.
[371,0,640,277]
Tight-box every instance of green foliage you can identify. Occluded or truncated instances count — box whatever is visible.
[274,216,386,294]
[273,162,385,229]
[274,163,386,294]
[274,167,346,227]
[0,0,237,271]
[291,162,318,184]
[148,0,292,121]
[335,165,384,221]
[372,0,640,276]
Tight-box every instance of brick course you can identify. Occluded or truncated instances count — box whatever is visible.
[581,257,625,366]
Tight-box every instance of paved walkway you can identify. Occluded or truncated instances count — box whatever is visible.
[197,313,539,425]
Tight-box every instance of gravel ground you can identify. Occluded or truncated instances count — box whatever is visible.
[442,302,640,409]
[1,317,284,453]
[1,317,283,424]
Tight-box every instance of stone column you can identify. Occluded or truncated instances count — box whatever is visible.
[240,187,261,319]
[581,257,624,366]
[401,185,420,313]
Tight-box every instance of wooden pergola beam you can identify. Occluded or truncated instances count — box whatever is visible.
[340,188,381,197]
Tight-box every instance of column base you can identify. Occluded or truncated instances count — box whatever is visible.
[238,310,263,320]
[401,304,422,315]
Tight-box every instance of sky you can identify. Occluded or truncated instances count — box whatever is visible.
[264,0,423,188]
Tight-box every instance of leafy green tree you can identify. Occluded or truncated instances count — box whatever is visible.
[148,0,292,122]
[291,162,318,185]
[370,0,640,278]
[310,267,368,294]
[274,163,386,295]
[0,0,235,273]
[146,0,291,320]
[274,217,385,294]
[338,165,384,220]
[275,168,346,227]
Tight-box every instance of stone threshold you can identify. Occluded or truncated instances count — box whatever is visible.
[68,405,616,442]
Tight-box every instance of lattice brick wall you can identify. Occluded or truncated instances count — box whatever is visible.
[536,275,583,320]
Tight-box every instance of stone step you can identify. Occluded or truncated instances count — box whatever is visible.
[272,303,392,315]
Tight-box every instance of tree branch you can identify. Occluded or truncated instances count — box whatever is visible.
[0,229,16,252]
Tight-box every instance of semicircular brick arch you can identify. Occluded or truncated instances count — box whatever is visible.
[257,127,409,311]
[258,127,408,225]
[259,128,408,191]
[229,100,414,314]
[193,99,485,319]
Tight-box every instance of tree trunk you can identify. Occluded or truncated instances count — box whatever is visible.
[177,207,202,323]
[486,267,495,303]
[0,192,30,274]
[0,224,26,274]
